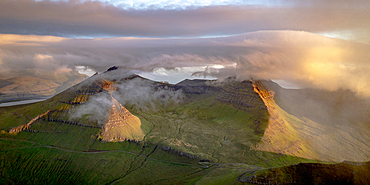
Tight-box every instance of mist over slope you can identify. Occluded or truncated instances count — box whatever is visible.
[252,81,370,162]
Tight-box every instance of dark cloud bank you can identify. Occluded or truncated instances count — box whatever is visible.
[0,0,369,43]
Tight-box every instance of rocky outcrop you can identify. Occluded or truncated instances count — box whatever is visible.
[96,79,117,91]
[106,66,119,71]
[98,79,145,141]
[161,146,199,159]
[9,110,51,133]
[42,111,102,128]
[174,79,219,94]
[216,80,265,109]
[251,81,309,158]
[100,96,145,141]
[75,89,102,95]
[252,80,370,162]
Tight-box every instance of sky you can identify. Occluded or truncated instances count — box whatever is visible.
[0,0,370,95]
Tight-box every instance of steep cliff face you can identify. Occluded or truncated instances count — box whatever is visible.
[9,110,51,134]
[216,80,266,110]
[252,80,370,162]
[100,96,144,141]
[97,78,144,141]
[251,81,314,158]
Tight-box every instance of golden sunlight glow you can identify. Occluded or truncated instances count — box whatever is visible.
[0,34,67,45]
[210,64,225,69]
[304,47,344,81]
[34,54,53,61]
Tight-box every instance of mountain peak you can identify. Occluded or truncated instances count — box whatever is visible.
[106,66,119,72]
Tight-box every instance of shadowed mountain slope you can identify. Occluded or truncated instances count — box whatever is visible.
[239,161,370,184]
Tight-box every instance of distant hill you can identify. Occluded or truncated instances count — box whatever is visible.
[0,70,87,102]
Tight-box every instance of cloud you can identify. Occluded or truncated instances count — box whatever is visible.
[0,30,370,97]
[70,75,184,124]
[0,33,68,46]
[0,0,369,43]
[54,66,73,75]
[113,77,184,110]
[69,91,112,124]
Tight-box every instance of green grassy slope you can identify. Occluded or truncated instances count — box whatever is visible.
[239,161,370,184]
[0,72,318,184]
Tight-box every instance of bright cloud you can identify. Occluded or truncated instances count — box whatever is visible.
[0,31,369,96]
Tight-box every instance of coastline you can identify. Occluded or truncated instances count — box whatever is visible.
[0,96,53,107]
